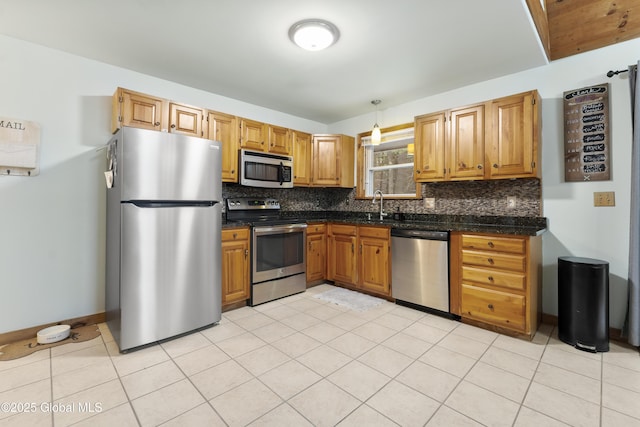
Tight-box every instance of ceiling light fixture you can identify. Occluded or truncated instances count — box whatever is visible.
[370,99,382,145]
[289,19,340,51]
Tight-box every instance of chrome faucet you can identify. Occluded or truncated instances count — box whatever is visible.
[372,190,388,221]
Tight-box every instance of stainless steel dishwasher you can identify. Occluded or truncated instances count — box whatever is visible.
[391,229,450,314]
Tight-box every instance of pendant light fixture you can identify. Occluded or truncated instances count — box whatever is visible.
[370,99,382,145]
[289,19,340,51]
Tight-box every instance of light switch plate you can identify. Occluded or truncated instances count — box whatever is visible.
[507,196,516,209]
[594,191,615,206]
[424,198,435,209]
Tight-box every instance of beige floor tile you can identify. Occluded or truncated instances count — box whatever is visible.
[50,336,105,357]
[371,312,416,331]
[211,378,282,426]
[417,313,460,332]
[438,333,490,359]
[222,306,257,321]
[0,358,50,393]
[259,359,322,400]
[602,342,640,372]
[351,322,396,343]
[251,299,285,312]
[523,382,600,427]
[534,362,601,404]
[419,345,476,378]
[160,402,226,426]
[296,344,352,376]
[603,361,640,393]
[492,333,546,361]
[357,345,413,377]
[367,380,440,426]
[71,402,138,427]
[601,407,640,427]
[328,360,390,401]
[301,322,348,343]
[286,298,327,313]
[481,346,539,380]
[541,345,602,380]
[215,332,266,358]
[248,403,314,426]
[327,331,377,358]
[0,378,51,421]
[259,304,301,321]
[326,312,368,331]
[451,323,499,344]
[465,361,530,403]
[289,379,361,427]
[0,408,52,427]
[251,321,297,343]
[396,360,460,402]
[337,404,399,426]
[0,347,50,373]
[53,379,128,426]
[381,332,433,359]
[446,381,520,427]
[235,344,290,376]
[190,359,253,400]
[160,332,211,359]
[52,357,118,400]
[172,343,229,376]
[402,322,449,344]
[304,304,344,321]
[513,406,570,427]
[131,379,204,426]
[233,312,276,331]
[51,343,110,377]
[279,312,323,331]
[121,360,185,400]
[388,305,426,321]
[199,321,246,343]
[426,405,484,426]
[97,322,114,344]
[602,381,640,420]
[109,344,170,377]
[271,332,321,358]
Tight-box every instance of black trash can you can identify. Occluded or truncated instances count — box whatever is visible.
[558,256,609,352]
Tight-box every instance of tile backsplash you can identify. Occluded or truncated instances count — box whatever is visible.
[222,178,541,217]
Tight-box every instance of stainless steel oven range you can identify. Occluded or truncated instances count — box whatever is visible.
[225,197,307,305]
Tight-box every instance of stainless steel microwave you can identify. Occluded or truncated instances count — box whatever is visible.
[240,149,294,188]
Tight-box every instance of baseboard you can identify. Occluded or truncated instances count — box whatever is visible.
[0,312,106,346]
[542,313,625,343]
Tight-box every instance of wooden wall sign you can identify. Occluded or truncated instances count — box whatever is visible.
[0,116,41,177]
[563,84,610,182]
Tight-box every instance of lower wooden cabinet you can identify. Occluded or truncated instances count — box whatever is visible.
[327,223,391,297]
[221,227,250,306]
[451,231,542,339]
[306,223,327,283]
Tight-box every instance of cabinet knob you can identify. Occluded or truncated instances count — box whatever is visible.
[488,276,494,282]
[416,170,421,174]
[261,141,264,145]
[493,163,499,168]
[488,241,494,248]
[424,165,430,170]
[245,249,248,258]
[231,169,235,173]
[477,164,483,169]
[460,162,466,168]
[154,121,160,126]
[488,258,494,264]
[233,233,237,239]
[488,303,494,310]
[171,124,176,129]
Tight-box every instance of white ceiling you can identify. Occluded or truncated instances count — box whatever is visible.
[0,0,548,124]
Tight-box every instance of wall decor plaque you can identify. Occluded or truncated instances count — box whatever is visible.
[563,84,610,182]
[0,116,41,176]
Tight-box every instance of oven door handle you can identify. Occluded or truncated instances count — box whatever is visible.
[253,223,307,235]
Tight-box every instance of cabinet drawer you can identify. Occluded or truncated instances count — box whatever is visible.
[359,226,389,239]
[222,227,249,241]
[461,234,526,254]
[462,266,526,290]
[462,250,525,272]
[307,223,326,234]
[330,224,357,236]
[461,284,525,331]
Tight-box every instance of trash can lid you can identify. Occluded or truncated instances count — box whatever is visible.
[558,256,609,266]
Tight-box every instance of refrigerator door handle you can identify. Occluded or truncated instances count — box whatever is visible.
[127,201,217,208]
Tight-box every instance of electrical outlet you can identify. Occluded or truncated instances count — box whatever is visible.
[424,197,435,209]
[507,196,516,209]
[594,191,615,207]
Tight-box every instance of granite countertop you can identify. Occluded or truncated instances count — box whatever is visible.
[224,211,547,236]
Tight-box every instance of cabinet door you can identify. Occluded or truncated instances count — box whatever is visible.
[293,131,312,186]
[359,236,390,296]
[117,89,165,132]
[169,103,204,137]
[328,234,357,284]
[448,104,485,180]
[414,112,446,181]
[221,233,249,305]
[312,135,341,186]
[207,111,238,183]
[268,125,291,155]
[240,118,266,151]
[307,232,326,282]
[488,92,537,178]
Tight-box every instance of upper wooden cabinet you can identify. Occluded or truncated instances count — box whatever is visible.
[169,102,205,137]
[293,130,312,186]
[312,134,355,188]
[239,118,266,151]
[268,125,291,155]
[414,90,540,182]
[112,88,167,134]
[206,111,238,183]
[488,91,540,179]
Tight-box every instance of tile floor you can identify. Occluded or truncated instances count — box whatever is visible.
[1,283,640,427]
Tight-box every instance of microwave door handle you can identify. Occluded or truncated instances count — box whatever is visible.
[279,162,284,186]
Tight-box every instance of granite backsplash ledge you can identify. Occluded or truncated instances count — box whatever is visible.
[223,178,542,218]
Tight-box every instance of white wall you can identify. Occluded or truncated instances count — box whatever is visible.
[330,39,640,329]
[0,35,326,334]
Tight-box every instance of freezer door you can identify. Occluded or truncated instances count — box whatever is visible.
[119,203,222,351]
[119,127,222,202]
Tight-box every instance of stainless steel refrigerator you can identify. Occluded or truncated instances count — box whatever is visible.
[105,127,222,352]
